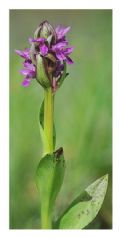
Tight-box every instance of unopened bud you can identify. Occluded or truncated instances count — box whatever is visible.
[34,20,56,44]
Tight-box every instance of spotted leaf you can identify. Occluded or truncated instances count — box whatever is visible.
[57,174,108,229]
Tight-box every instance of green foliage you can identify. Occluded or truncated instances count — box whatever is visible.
[36,151,65,208]
[58,175,108,229]
[36,149,65,227]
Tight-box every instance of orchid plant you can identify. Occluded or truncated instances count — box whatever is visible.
[15,21,108,229]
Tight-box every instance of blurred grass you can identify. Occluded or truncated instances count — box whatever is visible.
[10,10,112,229]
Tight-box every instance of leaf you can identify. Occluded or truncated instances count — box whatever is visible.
[58,174,108,229]
[36,148,65,217]
[38,100,48,155]
[39,100,56,155]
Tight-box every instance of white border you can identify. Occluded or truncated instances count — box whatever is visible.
[6,0,114,9]
[0,0,120,236]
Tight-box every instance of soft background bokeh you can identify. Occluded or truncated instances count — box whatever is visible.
[10,10,112,229]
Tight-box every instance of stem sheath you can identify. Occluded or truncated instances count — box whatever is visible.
[44,87,54,154]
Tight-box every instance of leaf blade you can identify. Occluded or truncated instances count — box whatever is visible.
[59,174,108,229]
[36,148,65,219]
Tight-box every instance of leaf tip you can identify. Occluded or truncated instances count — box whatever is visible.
[102,174,109,184]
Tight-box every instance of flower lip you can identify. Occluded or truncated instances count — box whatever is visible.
[22,78,31,87]
[52,45,74,64]
[23,61,35,71]
[39,44,48,56]
[55,25,71,40]
[15,49,30,60]
[20,68,35,78]
[29,37,45,44]
[19,60,36,87]
[52,41,68,51]
[65,56,73,65]
[63,46,74,55]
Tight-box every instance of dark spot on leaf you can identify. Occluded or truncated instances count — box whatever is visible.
[77,213,81,219]
[86,209,89,215]
[91,200,95,206]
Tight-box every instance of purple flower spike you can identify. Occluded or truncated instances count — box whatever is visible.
[15,21,74,89]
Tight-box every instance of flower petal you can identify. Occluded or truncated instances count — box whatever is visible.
[55,26,71,39]
[29,37,45,44]
[55,51,66,61]
[40,44,48,56]
[66,56,74,64]
[22,78,31,87]
[15,49,30,60]
[52,41,68,51]
[20,69,30,76]
[23,61,36,71]
[64,47,74,55]
[20,69,35,78]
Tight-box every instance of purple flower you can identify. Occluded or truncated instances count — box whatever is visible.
[29,37,48,56]
[52,43,74,64]
[15,48,30,60]
[54,61,64,77]
[20,61,36,87]
[55,25,71,40]
[15,21,74,90]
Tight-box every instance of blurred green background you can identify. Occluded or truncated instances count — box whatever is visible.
[10,10,112,229]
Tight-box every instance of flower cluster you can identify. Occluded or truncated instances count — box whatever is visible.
[15,21,73,91]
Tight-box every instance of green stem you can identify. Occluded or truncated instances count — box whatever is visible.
[40,203,52,229]
[44,87,54,154]
[40,87,54,229]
